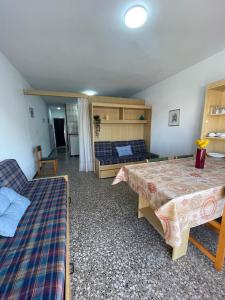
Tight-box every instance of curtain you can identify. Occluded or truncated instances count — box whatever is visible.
[78,98,93,171]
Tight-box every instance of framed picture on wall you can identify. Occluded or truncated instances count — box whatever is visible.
[29,107,34,118]
[168,109,180,126]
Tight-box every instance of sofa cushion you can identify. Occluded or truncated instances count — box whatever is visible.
[112,141,130,156]
[0,159,28,193]
[97,153,148,165]
[130,139,146,154]
[0,189,30,237]
[112,140,146,156]
[95,141,112,157]
[116,145,133,157]
[0,191,10,215]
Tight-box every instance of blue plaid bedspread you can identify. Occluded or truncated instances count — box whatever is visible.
[0,160,67,300]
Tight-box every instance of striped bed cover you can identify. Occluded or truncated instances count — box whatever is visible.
[0,160,67,299]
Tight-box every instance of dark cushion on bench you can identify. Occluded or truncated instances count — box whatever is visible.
[96,153,148,165]
[0,159,67,299]
[130,139,146,154]
[95,141,112,157]
[95,140,158,166]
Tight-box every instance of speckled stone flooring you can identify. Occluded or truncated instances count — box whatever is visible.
[55,148,225,300]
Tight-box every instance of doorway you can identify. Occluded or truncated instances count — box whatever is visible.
[54,118,66,147]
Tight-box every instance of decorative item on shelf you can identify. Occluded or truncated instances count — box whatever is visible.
[209,105,216,114]
[210,105,225,115]
[139,115,145,120]
[105,114,109,121]
[195,139,209,169]
[93,115,101,137]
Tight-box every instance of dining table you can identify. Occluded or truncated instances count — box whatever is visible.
[112,157,225,260]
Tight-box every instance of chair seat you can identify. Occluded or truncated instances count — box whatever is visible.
[41,156,57,162]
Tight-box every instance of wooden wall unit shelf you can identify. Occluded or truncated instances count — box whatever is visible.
[201,79,225,153]
[91,102,151,144]
[91,102,152,177]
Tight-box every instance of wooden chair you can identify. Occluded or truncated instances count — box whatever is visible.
[35,146,58,176]
[175,154,194,159]
[148,157,169,162]
[189,203,225,271]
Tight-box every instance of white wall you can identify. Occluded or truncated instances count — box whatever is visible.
[134,49,225,156]
[0,52,51,179]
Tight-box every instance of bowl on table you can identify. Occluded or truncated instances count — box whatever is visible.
[207,152,225,158]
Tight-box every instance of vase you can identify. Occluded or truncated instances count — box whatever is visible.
[195,148,206,169]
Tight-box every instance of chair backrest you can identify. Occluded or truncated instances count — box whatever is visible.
[0,159,28,193]
[149,157,168,162]
[35,145,42,162]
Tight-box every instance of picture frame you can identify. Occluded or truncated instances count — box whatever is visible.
[29,107,34,118]
[168,109,180,126]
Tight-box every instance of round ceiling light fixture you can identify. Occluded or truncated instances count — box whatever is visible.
[82,90,98,96]
[57,107,61,110]
[125,5,148,29]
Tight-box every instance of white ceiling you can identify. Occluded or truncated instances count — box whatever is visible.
[44,96,77,105]
[1,0,225,98]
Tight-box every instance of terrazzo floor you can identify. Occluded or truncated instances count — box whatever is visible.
[55,148,225,300]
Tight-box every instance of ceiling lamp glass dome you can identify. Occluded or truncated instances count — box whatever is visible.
[125,6,148,29]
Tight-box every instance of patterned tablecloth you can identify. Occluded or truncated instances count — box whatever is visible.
[112,157,225,247]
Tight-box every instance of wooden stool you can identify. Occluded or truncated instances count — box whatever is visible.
[189,205,225,271]
[35,146,58,176]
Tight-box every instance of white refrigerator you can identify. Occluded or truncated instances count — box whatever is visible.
[69,134,79,156]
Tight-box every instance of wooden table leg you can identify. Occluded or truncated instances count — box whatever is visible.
[138,195,149,218]
[172,229,190,260]
[215,211,225,271]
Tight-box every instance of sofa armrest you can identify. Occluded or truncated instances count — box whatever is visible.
[145,152,159,159]
[32,175,68,181]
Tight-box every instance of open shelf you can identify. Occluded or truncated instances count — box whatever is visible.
[208,113,225,116]
[100,120,150,124]
[206,136,225,141]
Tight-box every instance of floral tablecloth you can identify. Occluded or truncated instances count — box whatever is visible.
[112,157,225,247]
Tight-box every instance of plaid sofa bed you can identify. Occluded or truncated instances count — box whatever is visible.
[95,140,158,165]
[0,159,67,300]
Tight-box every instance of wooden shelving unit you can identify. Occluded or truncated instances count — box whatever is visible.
[91,102,152,176]
[201,79,225,153]
[91,102,151,149]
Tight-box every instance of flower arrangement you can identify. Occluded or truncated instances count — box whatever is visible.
[195,139,209,169]
[195,139,209,149]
